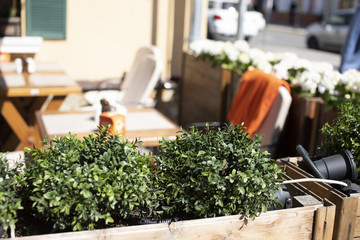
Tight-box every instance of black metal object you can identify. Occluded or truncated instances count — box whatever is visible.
[268,184,292,211]
[296,144,357,182]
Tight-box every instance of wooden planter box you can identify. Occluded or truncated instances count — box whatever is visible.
[278,94,338,157]
[179,51,241,126]
[15,201,332,240]
[10,164,335,240]
[279,157,360,240]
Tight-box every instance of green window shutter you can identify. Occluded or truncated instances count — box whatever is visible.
[26,0,66,39]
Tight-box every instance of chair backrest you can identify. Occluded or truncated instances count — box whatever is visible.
[119,54,163,106]
[254,85,292,154]
[121,45,162,91]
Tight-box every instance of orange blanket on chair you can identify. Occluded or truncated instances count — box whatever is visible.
[227,68,291,137]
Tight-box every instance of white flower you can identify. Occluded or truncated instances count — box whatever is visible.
[233,40,250,52]
[273,64,290,80]
[189,39,224,56]
[254,59,272,74]
[264,51,276,62]
[206,41,224,56]
[248,48,266,61]
[223,42,239,61]
[312,61,334,73]
[238,52,250,64]
[188,39,360,98]
[298,70,321,94]
[277,52,299,68]
[293,58,312,70]
[341,69,360,93]
[189,40,205,55]
[271,52,300,80]
[318,70,341,94]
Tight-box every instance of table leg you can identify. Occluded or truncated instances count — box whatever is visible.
[28,97,47,124]
[2,132,18,151]
[42,95,65,112]
[0,99,42,150]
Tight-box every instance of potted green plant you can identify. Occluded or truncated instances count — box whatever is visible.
[280,102,360,240]
[0,124,333,239]
[318,102,360,181]
[0,153,23,238]
[15,125,160,235]
[153,123,283,220]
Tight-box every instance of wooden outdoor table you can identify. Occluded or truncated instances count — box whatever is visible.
[36,108,181,147]
[0,62,81,151]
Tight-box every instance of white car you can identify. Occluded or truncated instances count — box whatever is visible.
[207,0,266,41]
[306,9,355,52]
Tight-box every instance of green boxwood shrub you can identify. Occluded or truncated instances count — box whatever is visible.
[318,102,360,181]
[0,153,23,237]
[22,126,159,232]
[153,124,283,220]
[3,124,287,236]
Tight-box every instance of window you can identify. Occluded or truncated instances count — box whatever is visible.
[208,1,215,9]
[222,3,238,10]
[26,0,66,39]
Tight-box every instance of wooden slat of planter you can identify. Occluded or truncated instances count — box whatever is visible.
[353,193,360,217]
[17,205,323,240]
[283,174,335,240]
[355,217,360,237]
[280,159,359,240]
[180,52,222,125]
[179,52,240,126]
[352,193,360,238]
[313,204,336,240]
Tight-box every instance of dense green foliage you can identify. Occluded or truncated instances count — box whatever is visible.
[2,124,285,236]
[319,102,360,181]
[0,153,23,236]
[154,124,283,220]
[22,126,157,231]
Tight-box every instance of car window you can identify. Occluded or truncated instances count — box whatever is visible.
[343,13,354,24]
[208,1,215,9]
[328,13,354,25]
[222,2,238,10]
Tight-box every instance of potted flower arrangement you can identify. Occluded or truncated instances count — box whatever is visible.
[183,39,360,156]
[0,125,332,239]
[188,39,360,108]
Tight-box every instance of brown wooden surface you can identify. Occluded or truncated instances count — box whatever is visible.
[278,95,338,158]
[16,205,324,240]
[280,158,359,240]
[282,172,335,240]
[313,203,336,240]
[36,108,182,147]
[352,193,360,238]
[179,51,241,126]
[0,66,81,151]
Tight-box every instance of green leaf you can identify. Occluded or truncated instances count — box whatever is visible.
[105,216,114,224]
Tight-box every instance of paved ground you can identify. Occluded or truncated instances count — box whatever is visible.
[250,24,341,69]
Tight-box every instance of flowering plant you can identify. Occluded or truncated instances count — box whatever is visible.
[189,39,360,109]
